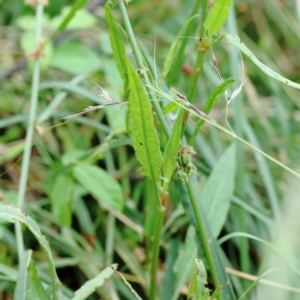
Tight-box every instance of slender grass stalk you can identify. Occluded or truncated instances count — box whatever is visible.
[15,2,44,262]
[118,0,170,138]
[182,0,209,138]
[186,181,222,299]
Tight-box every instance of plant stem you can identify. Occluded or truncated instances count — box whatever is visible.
[15,2,44,262]
[181,0,209,137]
[186,180,223,299]
[118,0,171,137]
[149,206,165,300]
[117,2,167,298]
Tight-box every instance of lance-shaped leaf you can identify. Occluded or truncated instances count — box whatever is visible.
[0,206,61,300]
[187,259,210,300]
[225,34,300,90]
[191,78,235,142]
[27,259,51,300]
[201,144,236,238]
[105,4,128,85]
[204,0,232,42]
[127,61,162,181]
[71,264,117,300]
[161,14,199,82]
[162,109,183,189]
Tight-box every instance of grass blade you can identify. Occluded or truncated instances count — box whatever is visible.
[0,206,61,299]
[161,14,199,82]
[105,4,128,85]
[27,259,51,300]
[127,61,162,181]
[162,109,183,190]
[191,78,235,142]
[71,264,117,300]
[238,268,279,300]
[201,144,236,237]
[225,34,300,90]
[218,232,300,276]
[14,250,32,300]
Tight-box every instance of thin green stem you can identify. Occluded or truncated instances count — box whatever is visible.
[118,0,171,138]
[186,181,223,299]
[181,0,210,137]
[149,206,165,300]
[15,2,44,262]
[117,2,167,298]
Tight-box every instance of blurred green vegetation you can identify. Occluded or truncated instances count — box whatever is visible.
[1,0,300,299]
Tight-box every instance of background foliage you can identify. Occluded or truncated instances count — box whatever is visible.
[1,0,300,299]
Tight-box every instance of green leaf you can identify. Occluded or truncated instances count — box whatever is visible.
[225,34,300,90]
[172,225,197,300]
[50,173,74,227]
[49,6,96,31]
[73,164,124,211]
[15,15,50,31]
[187,259,210,300]
[14,250,32,300]
[204,0,232,42]
[162,109,183,189]
[127,61,162,181]
[105,4,127,83]
[71,264,117,300]
[50,43,101,75]
[204,78,235,113]
[161,14,199,82]
[201,144,236,237]
[20,32,53,69]
[162,102,180,114]
[51,0,90,36]
[191,78,235,142]
[27,259,51,300]
[0,206,61,299]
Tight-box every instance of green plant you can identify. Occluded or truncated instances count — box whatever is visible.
[1,0,300,299]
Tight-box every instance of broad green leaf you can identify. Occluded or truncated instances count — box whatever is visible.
[15,15,50,31]
[191,78,235,142]
[73,164,124,211]
[50,43,101,75]
[218,232,300,276]
[105,4,127,83]
[187,259,210,300]
[225,34,300,90]
[172,225,197,300]
[14,250,32,300]
[27,259,50,300]
[0,206,61,299]
[21,31,53,69]
[161,14,199,82]
[127,61,162,181]
[204,0,232,42]
[162,109,183,189]
[50,173,74,227]
[71,264,117,300]
[49,6,96,31]
[201,144,236,237]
